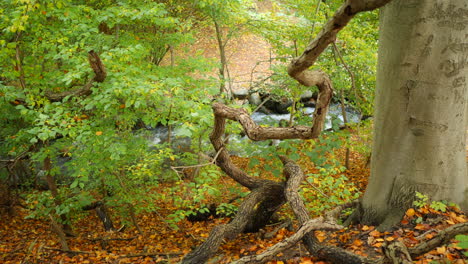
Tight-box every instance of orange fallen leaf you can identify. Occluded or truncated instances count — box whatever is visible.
[406,208,416,217]
[353,239,364,246]
[446,219,455,225]
[299,259,314,264]
[369,230,381,237]
[415,224,427,230]
[249,245,258,252]
[316,231,327,242]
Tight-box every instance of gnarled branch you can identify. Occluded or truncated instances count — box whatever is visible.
[287,0,393,137]
[45,50,106,102]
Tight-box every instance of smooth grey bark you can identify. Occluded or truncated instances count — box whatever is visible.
[360,0,468,229]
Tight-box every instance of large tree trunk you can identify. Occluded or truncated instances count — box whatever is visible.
[359,0,468,229]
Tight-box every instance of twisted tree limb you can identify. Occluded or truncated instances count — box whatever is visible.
[279,156,370,264]
[287,0,392,137]
[45,50,106,102]
[181,182,285,264]
[184,1,398,263]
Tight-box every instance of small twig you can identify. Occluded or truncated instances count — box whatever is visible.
[305,180,329,198]
[415,229,437,241]
[264,219,292,239]
[120,252,184,258]
[88,237,136,242]
[170,147,224,173]
[251,95,271,114]
[324,200,358,222]
[44,246,91,254]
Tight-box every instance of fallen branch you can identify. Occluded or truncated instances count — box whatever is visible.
[44,246,91,254]
[120,252,183,258]
[88,237,136,242]
[408,222,468,258]
[231,217,341,264]
[279,156,369,264]
[382,241,413,264]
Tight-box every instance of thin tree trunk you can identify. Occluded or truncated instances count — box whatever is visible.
[15,32,26,90]
[214,20,227,95]
[43,156,74,236]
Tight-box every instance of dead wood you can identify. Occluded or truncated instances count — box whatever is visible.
[231,217,341,264]
[408,222,468,258]
[45,50,107,102]
[120,252,183,258]
[382,241,413,264]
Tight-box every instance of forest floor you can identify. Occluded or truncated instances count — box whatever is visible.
[1,140,467,263]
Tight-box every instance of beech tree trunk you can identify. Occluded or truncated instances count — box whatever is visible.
[359,0,468,229]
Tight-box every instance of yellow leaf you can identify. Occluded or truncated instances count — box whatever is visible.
[96,131,103,136]
[436,246,446,254]
[361,225,371,231]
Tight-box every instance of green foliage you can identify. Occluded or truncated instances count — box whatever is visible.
[25,188,94,224]
[413,192,430,208]
[0,0,220,226]
[303,166,360,215]
[455,235,468,257]
[248,0,379,115]
[413,192,450,213]
[1,0,380,231]
[216,203,238,217]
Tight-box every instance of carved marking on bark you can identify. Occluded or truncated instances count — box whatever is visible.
[420,35,434,58]
[428,4,468,30]
[438,57,468,77]
[452,76,465,88]
[408,116,448,132]
[442,37,468,54]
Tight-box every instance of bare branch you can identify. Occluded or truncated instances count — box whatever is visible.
[287,0,392,79]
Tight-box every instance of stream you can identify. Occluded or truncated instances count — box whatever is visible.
[149,104,361,156]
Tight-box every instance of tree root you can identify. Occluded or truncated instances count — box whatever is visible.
[181,182,285,264]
